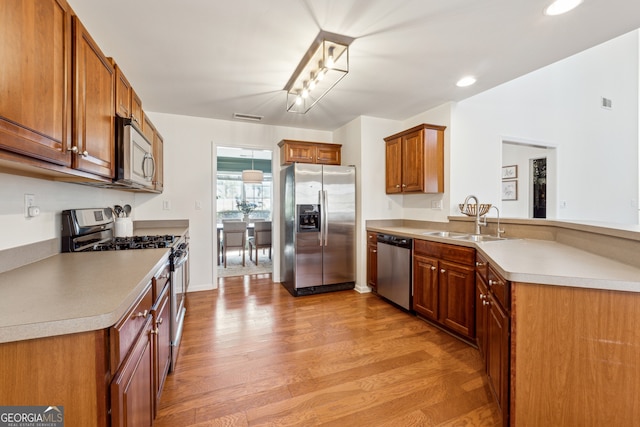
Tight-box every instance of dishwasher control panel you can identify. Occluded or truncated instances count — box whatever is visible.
[377,233,412,248]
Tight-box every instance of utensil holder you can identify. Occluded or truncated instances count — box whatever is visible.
[114,217,133,237]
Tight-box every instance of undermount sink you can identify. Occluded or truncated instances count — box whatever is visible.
[452,234,506,242]
[422,231,470,238]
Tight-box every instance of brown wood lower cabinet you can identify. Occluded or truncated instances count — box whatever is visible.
[413,240,475,341]
[111,316,154,427]
[0,261,172,427]
[366,232,378,291]
[476,252,510,426]
[152,284,171,416]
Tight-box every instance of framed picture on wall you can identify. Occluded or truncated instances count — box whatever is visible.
[502,165,518,180]
[502,180,518,200]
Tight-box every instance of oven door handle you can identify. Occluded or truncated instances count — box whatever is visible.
[172,251,189,270]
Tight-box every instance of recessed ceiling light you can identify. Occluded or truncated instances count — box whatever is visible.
[456,76,477,87]
[544,0,583,16]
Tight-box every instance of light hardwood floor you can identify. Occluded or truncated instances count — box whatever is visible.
[154,275,502,426]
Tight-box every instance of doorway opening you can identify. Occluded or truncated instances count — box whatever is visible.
[216,146,273,278]
[532,157,547,218]
[501,138,557,219]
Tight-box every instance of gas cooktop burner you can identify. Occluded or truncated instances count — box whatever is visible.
[89,235,176,251]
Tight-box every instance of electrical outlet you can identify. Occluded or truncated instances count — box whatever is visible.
[24,194,35,217]
[431,200,443,210]
[162,200,171,210]
[195,200,202,210]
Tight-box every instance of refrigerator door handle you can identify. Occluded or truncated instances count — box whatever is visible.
[323,190,329,246]
[318,190,324,246]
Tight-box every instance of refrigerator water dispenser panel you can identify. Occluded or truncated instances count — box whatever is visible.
[297,204,320,232]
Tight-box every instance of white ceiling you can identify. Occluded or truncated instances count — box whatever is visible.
[68,0,640,131]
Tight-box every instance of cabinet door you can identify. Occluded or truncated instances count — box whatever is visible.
[114,65,132,118]
[131,90,143,129]
[153,131,164,192]
[476,275,489,361]
[316,144,341,165]
[153,286,171,415]
[0,0,72,166]
[423,127,444,193]
[282,141,315,164]
[111,316,153,427]
[487,297,509,423]
[385,136,402,194]
[366,239,377,290]
[401,130,424,192]
[439,260,475,338]
[412,254,439,320]
[142,113,155,144]
[72,17,115,178]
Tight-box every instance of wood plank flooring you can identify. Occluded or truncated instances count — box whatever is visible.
[154,275,502,426]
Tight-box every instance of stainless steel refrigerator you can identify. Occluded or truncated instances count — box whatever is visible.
[280,163,356,296]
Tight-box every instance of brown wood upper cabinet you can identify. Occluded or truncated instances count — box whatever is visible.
[113,63,133,119]
[153,131,164,192]
[0,0,73,167]
[72,16,115,179]
[384,123,446,194]
[278,140,342,165]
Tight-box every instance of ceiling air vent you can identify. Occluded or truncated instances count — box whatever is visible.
[601,97,612,109]
[233,113,263,122]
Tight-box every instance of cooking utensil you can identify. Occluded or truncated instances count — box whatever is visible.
[114,205,124,218]
[123,204,132,217]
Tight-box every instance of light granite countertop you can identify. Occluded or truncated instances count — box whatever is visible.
[0,222,188,344]
[366,224,640,293]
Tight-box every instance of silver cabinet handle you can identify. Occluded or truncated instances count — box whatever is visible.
[431,266,436,271]
[488,279,493,286]
[476,261,484,267]
[483,300,490,306]
[440,269,445,273]
[479,293,486,300]
[372,249,377,253]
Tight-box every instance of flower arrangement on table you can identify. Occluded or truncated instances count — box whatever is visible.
[236,200,258,216]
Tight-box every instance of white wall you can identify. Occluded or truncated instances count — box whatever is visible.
[334,115,401,292]
[134,112,332,292]
[0,173,135,251]
[401,103,454,221]
[451,30,639,224]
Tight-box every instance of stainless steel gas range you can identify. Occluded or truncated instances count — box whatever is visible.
[61,208,189,371]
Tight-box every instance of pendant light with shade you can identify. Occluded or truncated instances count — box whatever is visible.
[242,151,263,183]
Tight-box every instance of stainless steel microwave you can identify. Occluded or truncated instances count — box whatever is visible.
[113,116,155,190]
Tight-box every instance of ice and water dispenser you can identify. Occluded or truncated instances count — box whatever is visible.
[297,204,320,232]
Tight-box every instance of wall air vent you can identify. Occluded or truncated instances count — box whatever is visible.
[233,113,263,122]
[601,97,612,109]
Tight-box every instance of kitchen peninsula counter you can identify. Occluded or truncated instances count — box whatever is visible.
[0,222,188,344]
[367,219,640,293]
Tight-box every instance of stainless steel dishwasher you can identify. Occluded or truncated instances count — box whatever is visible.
[376,234,412,310]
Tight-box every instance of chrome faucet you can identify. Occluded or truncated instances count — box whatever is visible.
[491,205,505,238]
[462,194,485,235]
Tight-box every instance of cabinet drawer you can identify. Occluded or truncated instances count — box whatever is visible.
[152,263,170,302]
[475,252,489,281]
[414,239,475,266]
[488,266,510,311]
[110,284,153,373]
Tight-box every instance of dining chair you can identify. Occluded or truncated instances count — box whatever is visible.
[248,221,272,266]
[221,221,247,267]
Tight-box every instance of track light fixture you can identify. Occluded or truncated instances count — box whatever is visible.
[284,30,354,114]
